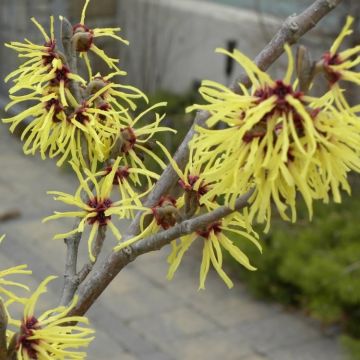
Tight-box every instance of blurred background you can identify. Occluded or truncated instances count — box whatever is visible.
[0,0,359,359]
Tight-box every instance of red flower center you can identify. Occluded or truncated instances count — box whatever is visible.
[120,127,137,153]
[244,80,304,143]
[17,316,40,359]
[97,102,111,122]
[73,104,90,124]
[255,80,303,113]
[50,65,70,86]
[42,39,58,66]
[45,98,64,122]
[105,165,130,184]
[196,221,222,239]
[322,52,342,84]
[151,196,177,230]
[178,175,209,204]
[87,198,112,226]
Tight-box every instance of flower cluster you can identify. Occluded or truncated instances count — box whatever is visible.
[44,157,150,261]
[186,17,360,232]
[167,213,261,289]
[3,3,169,171]
[0,237,94,359]
[71,0,129,78]
[9,276,94,360]
[112,16,360,289]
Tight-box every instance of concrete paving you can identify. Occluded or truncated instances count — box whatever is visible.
[0,127,344,359]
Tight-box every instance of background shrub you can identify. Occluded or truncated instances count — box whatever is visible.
[229,181,360,358]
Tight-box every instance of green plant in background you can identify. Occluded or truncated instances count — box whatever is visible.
[229,184,360,358]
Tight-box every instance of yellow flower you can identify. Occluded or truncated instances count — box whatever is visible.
[167,213,261,289]
[188,45,317,227]
[43,158,147,261]
[71,0,129,77]
[114,195,179,252]
[49,91,121,168]
[322,16,360,86]
[157,141,213,212]
[188,44,360,230]
[108,102,176,173]
[95,157,160,217]
[3,84,117,168]
[5,16,85,106]
[5,17,57,88]
[11,276,94,360]
[0,235,32,302]
[320,16,360,111]
[3,88,67,159]
[86,72,148,111]
[295,106,360,205]
[10,56,84,107]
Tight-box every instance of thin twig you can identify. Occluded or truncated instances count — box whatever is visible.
[58,230,82,306]
[66,0,343,317]
[68,191,252,316]
[61,16,82,103]
[77,226,107,284]
[58,16,88,306]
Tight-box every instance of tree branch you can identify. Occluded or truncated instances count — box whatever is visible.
[77,226,107,284]
[58,230,82,306]
[58,16,100,306]
[131,189,254,255]
[61,16,82,103]
[68,0,343,317]
[232,0,343,91]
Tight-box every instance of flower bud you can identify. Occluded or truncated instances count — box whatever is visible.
[72,31,93,52]
[151,196,180,229]
[296,45,315,92]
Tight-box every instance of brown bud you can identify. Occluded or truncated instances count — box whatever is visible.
[86,78,108,97]
[72,31,93,52]
[296,45,315,93]
[119,127,137,153]
[183,190,199,219]
[151,196,180,229]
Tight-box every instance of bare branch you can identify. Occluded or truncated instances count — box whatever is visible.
[59,191,107,306]
[58,230,82,306]
[77,226,107,284]
[69,190,253,316]
[61,16,82,103]
[232,0,344,91]
[58,17,96,306]
[131,189,254,255]
[68,0,344,317]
